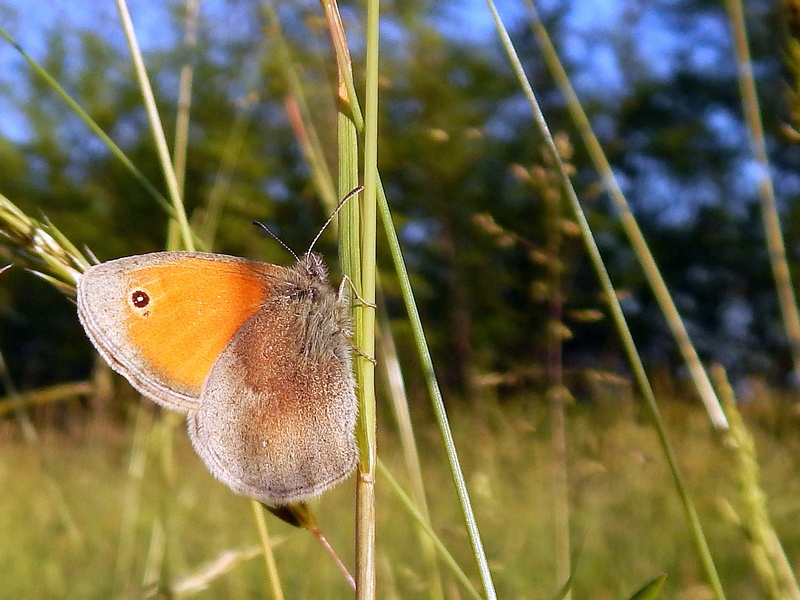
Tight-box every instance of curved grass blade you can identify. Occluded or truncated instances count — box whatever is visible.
[522,0,727,429]
[485,2,725,598]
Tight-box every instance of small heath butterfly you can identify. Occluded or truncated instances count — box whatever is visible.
[77,251,358,505]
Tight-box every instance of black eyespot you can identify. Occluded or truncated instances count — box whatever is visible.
[131,290,150,308]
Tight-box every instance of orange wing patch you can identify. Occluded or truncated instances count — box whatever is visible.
[122,258,275,395]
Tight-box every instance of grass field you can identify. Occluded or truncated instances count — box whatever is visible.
[3,385,800,599]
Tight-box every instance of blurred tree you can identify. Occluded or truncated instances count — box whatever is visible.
[0,0,797,408]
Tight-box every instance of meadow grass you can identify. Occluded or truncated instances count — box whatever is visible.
[3,388,799,599]
[0,2,797,598]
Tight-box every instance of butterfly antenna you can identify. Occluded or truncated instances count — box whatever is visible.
[306,186,364,255]
[252,221,300,262]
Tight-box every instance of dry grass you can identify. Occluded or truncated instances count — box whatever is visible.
[3,389,800,599]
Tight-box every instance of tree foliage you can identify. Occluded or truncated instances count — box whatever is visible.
[0,0,796,403]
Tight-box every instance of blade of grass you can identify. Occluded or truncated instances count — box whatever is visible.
[319,0,370,594]
[202,18,276,248]
[376,179,497,599]
[0,381,93,416]
[251,499,286,600]
[172,0,199,198]
[0,26,173,220]
[115,0,194,251]
[522,0,727,430]
[167,0,199,250]
[378,460,482,600]
[265,6,444,598]
[114,400,155,596]
[169,546,265,598]
[199,93,259,249]
[485,2,726,598]
[723,0,800,382]
[320,0,364,133]
[263,4,339,217]
[713,365,800,599]
[276,4,494,594]
[321,4,496,593]
[354,0,380,595]
[377,299,445,600]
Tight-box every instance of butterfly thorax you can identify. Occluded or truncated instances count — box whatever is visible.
[273,253,351,366]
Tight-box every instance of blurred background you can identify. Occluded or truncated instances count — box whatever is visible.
[0,0,796,403]
[1,1,799,597]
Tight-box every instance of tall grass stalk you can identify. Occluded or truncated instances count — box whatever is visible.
[271,6,457,594]
[171,0,199,198]
[318,0,373,593]
[325,5,497,593]
[377,460,482,600]
[523,0,728,430]
[263,3,339,217]
[377,302,445,599]
[0,27,173,218]
[375,179,497,599]
[167,0,199,250]
[199,94,257,249]
[115,0,194,251]
[321,2,495,593]
[251,499,286,600]
[0,381,93,417]
[784,0,800,138]
[112,4,197,592]
[723,0,800,382]
[713,366,800,600]
[165,546,265,597]
[540,145,572,597]
[354,0,381,595]
[114,401,155,596]
[485,2,726,597]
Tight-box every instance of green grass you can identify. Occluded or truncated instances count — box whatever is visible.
[3,389,800,599]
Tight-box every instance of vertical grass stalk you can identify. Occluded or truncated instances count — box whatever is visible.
[115,0,194,251]
[523,0,727,429]
[377,304,445,600]
[251,499,286,600]
[724,0,800,382]
[485,2,726,597]
[319,0,373,594]
[0,26,172,216]
[713,366,800,600]
[167,0,199,249]
[376,179,498,599]
[354,0,381,595]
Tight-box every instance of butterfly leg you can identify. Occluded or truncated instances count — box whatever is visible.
[338,274,377,309]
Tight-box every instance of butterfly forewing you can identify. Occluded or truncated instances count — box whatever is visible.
[77,252,284,412]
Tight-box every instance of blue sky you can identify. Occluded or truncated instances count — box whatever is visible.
[0,0,785,224]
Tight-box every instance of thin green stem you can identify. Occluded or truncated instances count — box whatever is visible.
[378,460,482,600]
[724,0,800,381]
[523,0,727,429]
[353,0,380,596]
[0,26,172,217]
[167,0,199,250]
[264,4,339,217]
[252,501,286,600]
[377,303,445,600]
[486,2,726,597]
[376,181,497,600]
[115,0,194,251]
